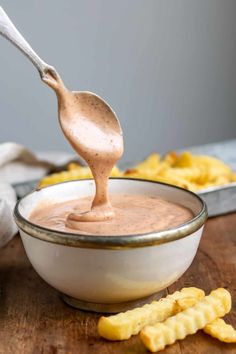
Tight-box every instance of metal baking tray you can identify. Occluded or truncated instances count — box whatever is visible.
[184,139,236,217]
[198,182,236,217]
[12,140,236,218]
[13,179,236,218]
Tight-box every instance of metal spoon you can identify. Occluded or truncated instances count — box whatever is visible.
[0,6,56,79]
[0,6,123,221]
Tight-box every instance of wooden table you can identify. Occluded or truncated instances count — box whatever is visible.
[0,214,236,354]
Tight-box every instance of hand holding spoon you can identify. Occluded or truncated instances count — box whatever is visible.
[0,6,123,223]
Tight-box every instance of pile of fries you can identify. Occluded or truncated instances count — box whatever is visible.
[39,151,236,191]
[98,287,236,352]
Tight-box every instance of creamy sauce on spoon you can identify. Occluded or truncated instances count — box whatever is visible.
[42,71,123,225]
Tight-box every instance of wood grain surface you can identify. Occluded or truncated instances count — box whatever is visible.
[0,214,236,354]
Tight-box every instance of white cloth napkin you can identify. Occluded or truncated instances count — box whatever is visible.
[0,142,75,248]
[0,183,18,247]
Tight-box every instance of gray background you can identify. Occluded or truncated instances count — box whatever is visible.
[0,0,236,163]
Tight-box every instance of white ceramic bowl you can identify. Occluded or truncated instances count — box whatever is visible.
[14,178,207,312]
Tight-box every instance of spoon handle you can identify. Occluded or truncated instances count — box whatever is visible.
[0,6,55,78]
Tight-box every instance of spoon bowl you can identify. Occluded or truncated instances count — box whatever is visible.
[42,71,123,159]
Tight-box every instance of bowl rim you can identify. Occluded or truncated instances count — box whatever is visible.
[14,178,208,249]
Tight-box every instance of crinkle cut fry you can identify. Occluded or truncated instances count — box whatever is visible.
[140,288,231,352]
[98,287,204,341]
[204,318,236,343]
